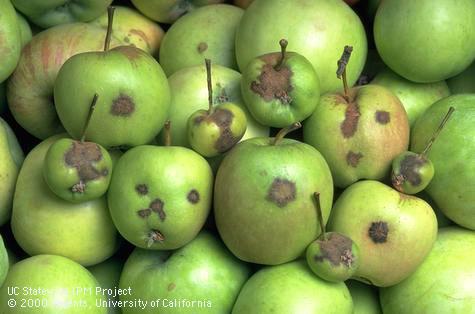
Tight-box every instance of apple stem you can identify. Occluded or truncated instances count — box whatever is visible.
[103,6,115,52]
[164,120,172,146]
[314,192,326,241]
[421,106,455,157]
[205,59,214,115]
[271,122,301,145]
[337,45,353,102]
[274,39,288,71]
[80,93,99,142]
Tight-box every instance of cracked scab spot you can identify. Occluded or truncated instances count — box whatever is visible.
[150,198,166,221]
[111,94,135,117]
[137,208,152,218]
[64,141,105,189]
[251,55,293,104]
[187,189,200,204]
[267,178,296,207]
[135,184,149,195]
[375,110,390,124]
[346,151,363,167]
[212,108,238,153]
[314,233,355,267]
[399,154,425,186]
[340,101,360,138]
[197,42,208,54]
[368,221,389,243]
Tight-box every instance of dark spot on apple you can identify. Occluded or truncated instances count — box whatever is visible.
[375,110,390,124]
[102,169,109,176]
[267,178,296,207]
[193,115,205,125]
[394,154,426,187]
[314,233,355,268]
[187,189,200,204]
[150,198,166,221]
[251,55,293,104]
[168,283,176,291]
[116,45,142,60]
[123,37,130,43]
[111,94,135,117]
[136,184,149,195]
[146,229,165,247]
[346,151,363,167]
[211,108,241,153]
[341,100,360,138]
[65,141,105,192]
[197,42,208,54]
[137,208,152,218]
[216,85,230,103]
[368,221,389,243]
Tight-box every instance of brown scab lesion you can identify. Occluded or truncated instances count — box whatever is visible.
[212,108,239,153]
[314,233,355,268]
[135,184,149,195]
[137,208,152,218]
[340,101,360,138]
[111,94,135,117]
[197,42,208,54]
[375,110,390,124]
[346,151,363,167]
[187,189,200,204]
[267,178,296,207]
[397,154,426,186]
[150,198,166,222]
[368,221,389,243]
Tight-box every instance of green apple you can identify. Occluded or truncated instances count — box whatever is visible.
[130,0,224,24]
[88,257,123,314]
[108,142,213,250]
[235,0,367,94]
[119,231,251,314]
[232,260,353,313]
[214,124,334,265]
[0,0,21,83]
[411,95,475,230]
[347,280,382,314]
[159,4,243,76]
[328,180,438,287]
[374,0,475,82]
[11,135,119,266]
[447,62,475,94]
[90,5,165,57]
[55,8,171,148]
[371,68,450,126]
[0,254,106,313]
[0,233,8,286]
[303,84,410,188]
[159,63,268,147]
[11,0,113,28]
[241,39,320,127]
[16,12,32,48]
[380,227,475,313]
[0,117,24,226]
[7,23,123,139]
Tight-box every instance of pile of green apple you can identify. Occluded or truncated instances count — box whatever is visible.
[0,0,474,313]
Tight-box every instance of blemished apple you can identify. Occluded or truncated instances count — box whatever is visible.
[119,231,251,314]
[11,135,119,266]
[159,4,243,76]
[374,0,475,82]
[11,0,113,28]
[0,0,21,83]
[0,254,107,313]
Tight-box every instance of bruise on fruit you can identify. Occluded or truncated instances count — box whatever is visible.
[65,141,105,193]
[314,233,355,268]
[375,110,390,124]
[168,283,176,291]
[212,108,240,152]
[397,154,426,186]
[340,100,360,138]
[187,189,200,204]
[111,94,135,117]
[150,198,166,222]
[251,56,293,104]
[136,184,149,195]
[137,208,152,218]
[346,151,363,167]
[197,42,208,54]
[117,45,142,60]
[368,221,389,243]
[267,178,296,207]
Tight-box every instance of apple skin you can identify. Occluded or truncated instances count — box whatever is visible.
[233,0,253,9]
[232,260,353,313]
[0,117,24,226]
[371,68,450,126]
[380,227,475,313]
[0,234,8,286]
[158,64,268,147]
[88,257,123,314]
[328,180,437,287]
[374,0,475,83]
[411,95,475,230]
[119,231,251,314]
[0,254,107,313]
[347,280,382,314]
[447,62,475,94]
[235,0,367,94]
[130,0,224,24]
[7,23,122,140]
[11,135,119,266]
[90,6,165,57]
[16,12,32,48]
[11,0,113,28]
[159,4,243,76]
[0,0,21,83]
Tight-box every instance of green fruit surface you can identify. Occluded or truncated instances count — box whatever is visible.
[0,234,8,286]
[347,280,382,314]
[88,257,123,314]
[0,0,21,83]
